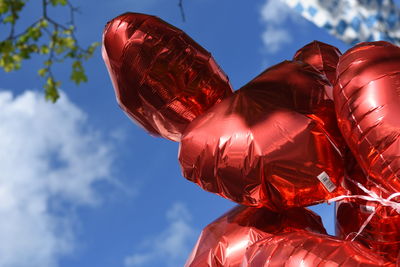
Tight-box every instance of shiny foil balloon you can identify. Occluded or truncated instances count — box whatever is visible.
[244,231,394,266]
[102,13,233,141]
[337,160,400,262]
[185,205,326,267]
[334,41,400,192]
[179,60,346,210]
[336,199,400,263]
[293,40,342,91]
[293,41,348,156]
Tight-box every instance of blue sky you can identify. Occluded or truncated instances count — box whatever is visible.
[0,0,357,266]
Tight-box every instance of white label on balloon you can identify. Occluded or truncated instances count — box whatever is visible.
[361,205,375,213]
[317,171,336,192]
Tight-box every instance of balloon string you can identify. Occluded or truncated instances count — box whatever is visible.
[327,178,400,241]
[349,210,376,242]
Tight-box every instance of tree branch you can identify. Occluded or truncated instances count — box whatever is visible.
[178,0,185,22]
[0,0,99,102]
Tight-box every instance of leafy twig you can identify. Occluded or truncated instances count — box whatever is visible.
[0,0,99,102]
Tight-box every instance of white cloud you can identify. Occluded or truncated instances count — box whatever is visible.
[124,203,197,267]
[261,26,292,53]
[260,0,297,52]
[0,90,115,267]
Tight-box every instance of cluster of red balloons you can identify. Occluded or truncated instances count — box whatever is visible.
[102,12,400,266]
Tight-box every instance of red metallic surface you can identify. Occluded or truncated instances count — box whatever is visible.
[342,151,371,195]
[336,199,400,262]
[102,13,399,265]
[294,41,348,156]
[337,157,400,263]
[102,13,233,141]
[334,41,400,193]
[244,231,394,267]
[179,60,346,210]
[185,205,326,267]
[293,40,342,93]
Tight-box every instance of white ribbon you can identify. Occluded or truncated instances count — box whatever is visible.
[328,179,400,241]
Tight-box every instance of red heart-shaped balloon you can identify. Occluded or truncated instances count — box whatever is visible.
[244,231,393,266]
[336,199,400,262]
[102,13,233,141]
[293,40,342,90]
[334,41,400,193]
[179,60,346,210]
[186,205,326,267]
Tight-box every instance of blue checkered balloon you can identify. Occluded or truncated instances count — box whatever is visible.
[282,0,400,45]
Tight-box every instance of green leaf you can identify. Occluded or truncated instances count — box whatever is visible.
[44,60,52,66]
[65,50,76,58]
[17,33,29,44]
[0,1,9,14]
[28,44,39,53]
[63,36,75,49]
[44,77,60,102]
[12,0,25,11]
[12,54,22,62]
[38,68,47,77]
[40,45,50,54]
[50,0,67,6]
[70,60,87,84]
[27,26,42,41]
[3,14,15,24]
[0,40,14,53]
[0,54,20,72]
[87,42,100,55]
[19,47,31,59]
[38,19,48,28]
